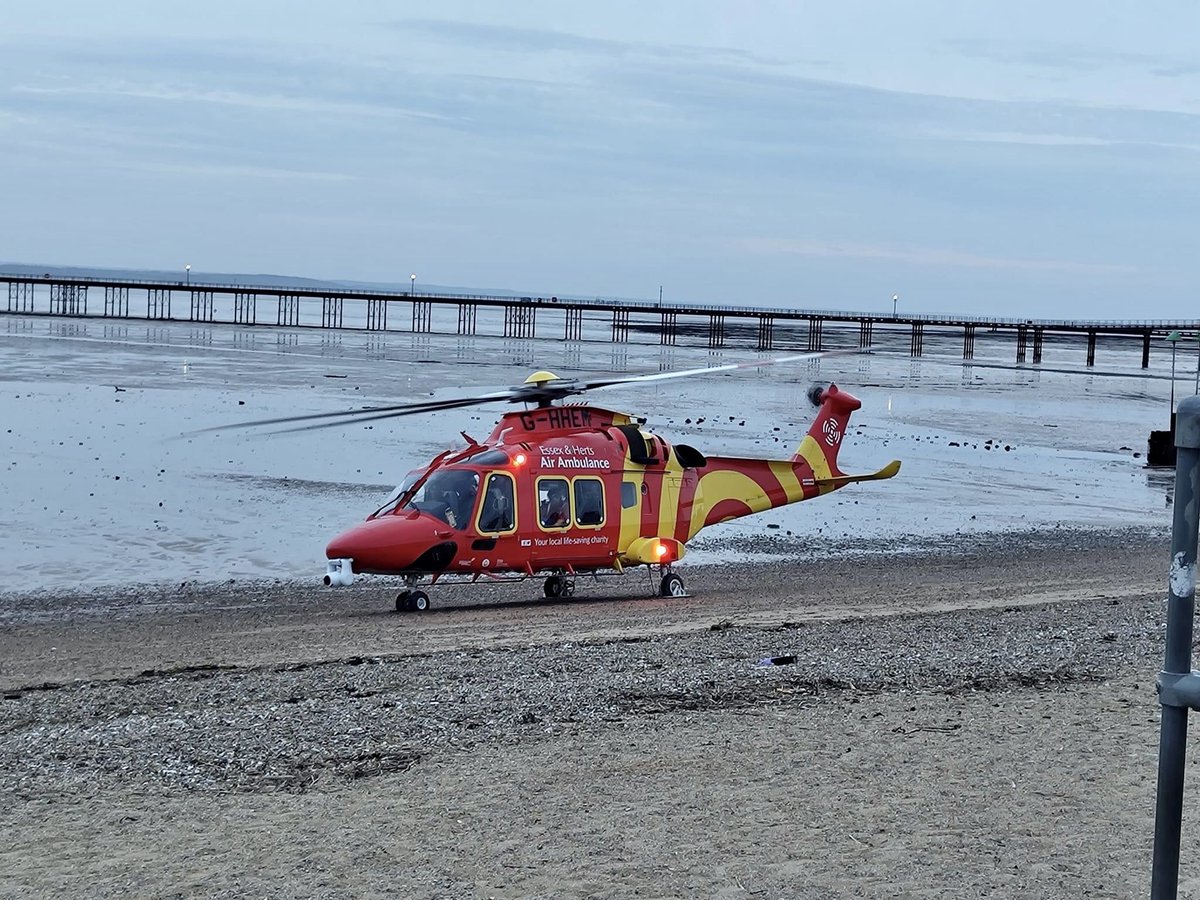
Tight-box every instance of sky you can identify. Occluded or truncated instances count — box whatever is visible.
[1,1,1198,318]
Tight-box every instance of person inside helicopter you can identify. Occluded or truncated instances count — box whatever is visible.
[404,469,479,529]
[540,480,569,527]
[479,475,515,532]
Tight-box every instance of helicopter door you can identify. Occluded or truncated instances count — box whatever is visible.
[477,473,516,534]
[635,436,676,536]
[658,469,681,538]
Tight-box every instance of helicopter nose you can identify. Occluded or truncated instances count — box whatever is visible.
[326,515,457,575]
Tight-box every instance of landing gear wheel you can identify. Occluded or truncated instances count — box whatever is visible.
[659,573,686,597]
[395,591,410,613]
[410,590,431,612]
[544,576,576,599]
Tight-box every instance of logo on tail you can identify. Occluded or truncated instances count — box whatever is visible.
[822,417,841,447]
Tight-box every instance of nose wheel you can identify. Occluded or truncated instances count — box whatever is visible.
[659,572,686,597]
[395,590,431,613]
[543,575,575,599]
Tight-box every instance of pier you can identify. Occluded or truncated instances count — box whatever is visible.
[3,273,1196,367]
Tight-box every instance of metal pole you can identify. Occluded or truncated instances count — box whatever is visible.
[1171,343,1178,411]
[1194,335,1199,395]
[1151,394,1200,897]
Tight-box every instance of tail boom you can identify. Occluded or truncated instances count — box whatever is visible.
[682,383,900,536]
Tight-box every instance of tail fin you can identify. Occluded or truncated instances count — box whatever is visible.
[793,383,861,478]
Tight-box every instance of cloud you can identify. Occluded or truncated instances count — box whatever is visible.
[137,161,356,182]
[381,18,794,69]
[10,82,449,123]
[943,38,1169,74]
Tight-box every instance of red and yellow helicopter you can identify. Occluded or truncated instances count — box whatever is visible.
[230,353,900,611]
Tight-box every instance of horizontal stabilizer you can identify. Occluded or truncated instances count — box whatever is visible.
[814,459,901,488]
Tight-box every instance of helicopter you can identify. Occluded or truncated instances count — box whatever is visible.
[222,352,900,611]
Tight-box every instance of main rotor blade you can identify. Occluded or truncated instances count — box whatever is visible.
[188,389,516,435]
[267,397,494,434]
[580,348,860,393]
[188,347,863,438]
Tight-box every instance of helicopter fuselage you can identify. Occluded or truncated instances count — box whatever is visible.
[323,386,900,588]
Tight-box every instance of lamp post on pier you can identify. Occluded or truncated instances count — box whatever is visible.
[892,294,898,317]
[185,264,191,287]
[410,273,416,296]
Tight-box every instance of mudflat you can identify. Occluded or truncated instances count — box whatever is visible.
[2,527,1196,899]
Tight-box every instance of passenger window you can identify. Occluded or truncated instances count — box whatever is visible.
[574,479,604,526]
[621,481,638,509]
[478,474,516,533]
[538,477,570,529]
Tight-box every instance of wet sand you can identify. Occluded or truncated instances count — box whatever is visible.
[3,526,1197,899]
[0,315,1175,593]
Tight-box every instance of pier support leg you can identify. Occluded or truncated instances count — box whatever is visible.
[366,298,387,331]
[103,286,129,317]
[277,294,299,327]
[611,309,630,342]
[708,313,726,349]
[51,283,87,316]
[411,300,432,333]
[963,325,975,360]
[756,315,773,351]
[1087,331,1097,367]
[148,289,171,320]
[1144,332,1152,369]
[660,311,677,346]
[234,292,256,325]
[909,322,923,357]
[858,320,873,350]
[190,291,215,323]
[807,318,823,352]
[320,296,342,328]
[1033,327,1043,364]
[504,304,536,339]
[8,282,35,313]
[1016,325,1028,363]
[457,303,477,335]
[564,306,582,341]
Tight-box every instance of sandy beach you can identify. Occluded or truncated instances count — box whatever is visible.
[1,526,1195,899]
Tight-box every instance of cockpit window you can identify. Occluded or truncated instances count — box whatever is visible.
[372,470,423,517]
[478,473,516,533]
[402,469,480,529]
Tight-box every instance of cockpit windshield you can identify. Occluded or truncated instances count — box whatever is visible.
[372,470,423,518]
[402,468,480,529]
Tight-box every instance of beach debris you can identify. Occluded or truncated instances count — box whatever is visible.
[759,655,797,666]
